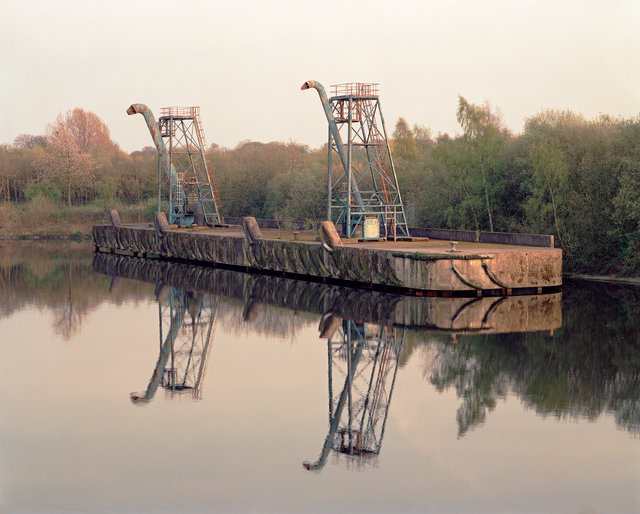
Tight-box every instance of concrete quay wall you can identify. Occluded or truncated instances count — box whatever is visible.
[92,224,561,294]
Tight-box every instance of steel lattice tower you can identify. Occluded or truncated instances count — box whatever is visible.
[303,81,410,240]
[158,107,222,226]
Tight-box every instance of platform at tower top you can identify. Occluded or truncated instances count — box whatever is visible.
[159,106,202,118]
[330,82,379,97]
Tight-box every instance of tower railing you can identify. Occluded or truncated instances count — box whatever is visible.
[331,83,379,97]
[160,106,200,118]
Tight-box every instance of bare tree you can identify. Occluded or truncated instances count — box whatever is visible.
[41,125,95,206]
[13,134,47,149]
[53,108,112,153]
[0,146,10,202]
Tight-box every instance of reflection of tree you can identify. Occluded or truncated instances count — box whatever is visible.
[52,262,81,340]
[53,301,80,340]
[0,242,155,333]
[423,280,640,435]
[429,338,510,436]
[216,300,316,340]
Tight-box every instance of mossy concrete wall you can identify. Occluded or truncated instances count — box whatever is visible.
[92,224,562,293]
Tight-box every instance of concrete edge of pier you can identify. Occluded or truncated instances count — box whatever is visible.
[92,216,562,297]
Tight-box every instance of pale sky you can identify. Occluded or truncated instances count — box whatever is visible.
[1,0,639,152]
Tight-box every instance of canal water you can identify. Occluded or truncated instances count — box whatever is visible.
[0,241,638,513]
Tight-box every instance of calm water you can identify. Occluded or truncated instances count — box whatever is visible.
[0,241,638,513]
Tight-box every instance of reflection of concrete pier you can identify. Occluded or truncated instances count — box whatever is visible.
[95,252,565,470]
[94,253,561,334]
[92,219,561,295]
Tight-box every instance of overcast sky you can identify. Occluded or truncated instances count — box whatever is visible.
[1,0,639,152]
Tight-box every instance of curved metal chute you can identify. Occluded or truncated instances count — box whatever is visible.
[126,103,178,189]
[301,80,363,207]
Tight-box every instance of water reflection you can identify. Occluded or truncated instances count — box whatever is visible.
[130,289,218,403]
[0,241,153,338]
[3,244,638,510]
[0,242,94,339]
[98,252,640,472]
[91,252,562,336]
[4,245,638,447]
[424,279,640,437]
[304,321,403,470]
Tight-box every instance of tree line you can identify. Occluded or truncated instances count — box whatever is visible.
[393,99,640,275]
[1,100,639,274]
[0,108,156,208]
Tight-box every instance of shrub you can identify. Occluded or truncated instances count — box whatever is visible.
[24,181,62,203]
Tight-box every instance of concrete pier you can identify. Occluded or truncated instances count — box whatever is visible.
[92,221,561,295]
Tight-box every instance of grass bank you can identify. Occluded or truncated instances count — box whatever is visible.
[0,198,154,239]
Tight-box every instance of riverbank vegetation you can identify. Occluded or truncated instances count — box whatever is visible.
[1,101,639,275]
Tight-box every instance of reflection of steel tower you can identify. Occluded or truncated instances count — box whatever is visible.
[130,289,219,404]
[302,81,409,240]
[158,107,221,226]
[304,319,405,470]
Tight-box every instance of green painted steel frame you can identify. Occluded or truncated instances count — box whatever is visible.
[302,81,409,239]
[328,91,410,239]
[158,112,221,226]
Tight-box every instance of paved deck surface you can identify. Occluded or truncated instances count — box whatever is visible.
[169,225,556,253]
